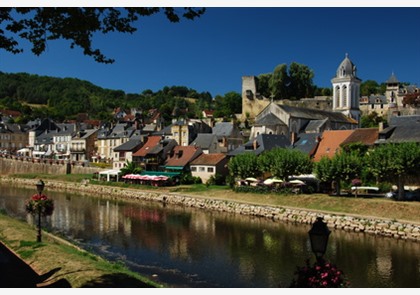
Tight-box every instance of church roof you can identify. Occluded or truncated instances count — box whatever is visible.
[279,104,356,124]
[305,119,328,133]
[255,113,286,126]
[335,53,358,79]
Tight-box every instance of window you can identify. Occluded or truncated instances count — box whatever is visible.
[199,167,205,172]
[191,167,197,172]
[207,167,214,173]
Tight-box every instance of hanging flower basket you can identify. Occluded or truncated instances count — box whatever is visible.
[26,194,54,216]
[290,259,349,288]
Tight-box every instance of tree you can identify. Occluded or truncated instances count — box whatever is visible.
[120,161,142,176]
[258,148,313,181]
[366,142,420,200]
[360,112,387,128]
[288,62,315,99]
[213,91,242,119]
[361,80,381,96]
[228,152,262,180]
[256,73,272,98]
[314,151,365,195]
[1,7,205,63]
[269,63,289,99]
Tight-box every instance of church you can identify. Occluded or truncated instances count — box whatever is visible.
[242,54,361,139]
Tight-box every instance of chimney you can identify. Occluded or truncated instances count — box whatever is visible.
[290,132,297,145]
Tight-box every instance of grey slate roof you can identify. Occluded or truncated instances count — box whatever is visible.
[386,73,399,84]
[213,122,234,137]
[279,105,355,124]
[305,119,328,133]
[190,133,217,150]
[389,115,420,126]
[255,113,286,126]
[228,134,291,156]
[377,123,420,143]
[113,139,143,151]
[292,133,321,155]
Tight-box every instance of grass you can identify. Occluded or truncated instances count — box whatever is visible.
[0,212,161,288]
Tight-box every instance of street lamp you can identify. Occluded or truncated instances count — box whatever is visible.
[36,179,45,242]
[308,217,331,262]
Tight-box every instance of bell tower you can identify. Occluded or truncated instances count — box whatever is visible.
[331,54,362,123]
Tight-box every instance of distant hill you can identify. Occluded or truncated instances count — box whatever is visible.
[0,72,213,123]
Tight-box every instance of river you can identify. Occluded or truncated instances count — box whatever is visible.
[0,184,419,287]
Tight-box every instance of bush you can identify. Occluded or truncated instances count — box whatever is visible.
[206,174,226,186]
[180,173,202,185]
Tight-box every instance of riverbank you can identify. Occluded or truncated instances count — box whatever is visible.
[1,176,419,242]
[0,213,160,288]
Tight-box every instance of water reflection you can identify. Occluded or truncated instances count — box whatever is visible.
[0,184,419,287]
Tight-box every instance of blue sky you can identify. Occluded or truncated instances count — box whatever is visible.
[1,6,420,97]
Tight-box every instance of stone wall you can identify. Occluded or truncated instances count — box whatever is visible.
[2,177,419,242]
[0,157,99,175]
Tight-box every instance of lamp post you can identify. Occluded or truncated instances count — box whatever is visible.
[36,179,45,242]
[308,217,331,263]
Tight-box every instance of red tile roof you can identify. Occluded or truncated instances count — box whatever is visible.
[190,153,227,166]
[132,136,162,157]
[165,146,202,167]
[340,128,379,146]
[313,130,354,162]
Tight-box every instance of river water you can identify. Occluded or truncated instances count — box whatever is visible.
[0,184,419,288]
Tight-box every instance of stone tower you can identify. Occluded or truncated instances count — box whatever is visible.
[241,76,270,121]
[331,54,362,123]
[385,72,401,108]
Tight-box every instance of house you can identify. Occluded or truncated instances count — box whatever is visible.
[202,109,214,119]
[112,139,143,170]
[228,134,291,156]
[70,128,98,162]
[190,133,220,154]
[52,123,77,159]
[0,123,30,154]
[31,120,76,159]
[212,122,243,153]
[132,136,177,171]
[168,119,212,146]
[190,153,229,183]
[312,130,354,162]
[96,123,136,162]
[164,145,202,172]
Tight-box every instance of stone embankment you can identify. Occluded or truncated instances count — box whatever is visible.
[2,177,420,242]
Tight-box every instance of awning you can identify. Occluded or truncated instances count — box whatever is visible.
[98,169,121,182]
[165,166,184,170]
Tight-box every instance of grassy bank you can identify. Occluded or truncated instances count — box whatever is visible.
[7,173,420,224]
[0,213,160,288]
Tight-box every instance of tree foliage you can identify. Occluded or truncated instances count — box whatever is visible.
[366,142,420,200]
[360,80,381,96]
[314,151,365,194]
[213,91,242,119]
[258,148,313,181]
[0,72,214,122]
[228,152,262,179]
[1,7,205,63]
[360,112,387,128]
[258,62,315,100]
